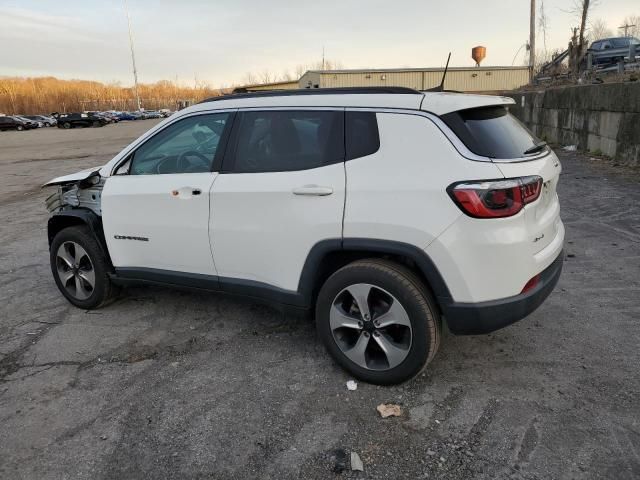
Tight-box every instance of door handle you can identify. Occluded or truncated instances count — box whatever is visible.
[171,187,202,199]
[292,185,333,196]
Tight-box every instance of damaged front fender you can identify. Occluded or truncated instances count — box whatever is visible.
[44,168,105,215]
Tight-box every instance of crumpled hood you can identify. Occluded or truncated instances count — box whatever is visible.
[42,166,103,187]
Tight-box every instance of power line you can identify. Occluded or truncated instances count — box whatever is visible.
[618,22,636,37]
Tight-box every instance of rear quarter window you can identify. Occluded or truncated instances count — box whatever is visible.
[441,106,540,159]
[346,111,380,160]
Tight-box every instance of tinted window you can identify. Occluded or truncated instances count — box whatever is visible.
[130,113,230,175]
[442,106,541,159]
[232,110,344,173]
[346,111,380,160]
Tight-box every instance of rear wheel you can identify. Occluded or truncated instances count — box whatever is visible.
[92,120,101,127]
[50,226,118,309]
[315,259,441,385]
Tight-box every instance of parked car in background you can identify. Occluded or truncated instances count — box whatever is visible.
[115,112,138,121]
[14,115,42,128]
[142,110,163,119]
[588,36,640,65]
[159,109,172,117]
[24,115,57,127]
[53,112,110,129]
[0,116,37,131]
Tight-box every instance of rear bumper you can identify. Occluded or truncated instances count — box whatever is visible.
[442,250,564,335]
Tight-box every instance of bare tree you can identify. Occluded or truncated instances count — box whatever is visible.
[566,0,598,74]
[589,18,613,41]
[259,70,273,84]
[619,15,640,37]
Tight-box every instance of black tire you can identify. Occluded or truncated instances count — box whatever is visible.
[50,225,118,309]
[315,259,441,385]
[63,122,71,129]
[92,120,101,127]
[16,125,24,131]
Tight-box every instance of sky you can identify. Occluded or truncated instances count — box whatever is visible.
[1,0,638,88]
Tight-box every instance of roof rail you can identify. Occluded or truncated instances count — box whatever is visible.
[199,87,422,104]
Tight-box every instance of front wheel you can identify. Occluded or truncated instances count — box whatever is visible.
[50,226,118,309]
[315,259,441,385]
[62,122,71,129]
[16,125,24,131]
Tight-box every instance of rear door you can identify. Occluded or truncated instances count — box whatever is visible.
[102,112,234,276]
[210,109,346,292]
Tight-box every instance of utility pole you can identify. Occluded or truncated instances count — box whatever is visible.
[123,0,142,111]
[529,0,536,82]
[619,23,636,37]
[322,46,325,70]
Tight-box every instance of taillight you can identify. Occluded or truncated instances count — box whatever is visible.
[521,274,540,294]
[447,176,543,219]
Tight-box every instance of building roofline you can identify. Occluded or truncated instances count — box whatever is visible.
[236,80,299,89]
[304,66,530,74]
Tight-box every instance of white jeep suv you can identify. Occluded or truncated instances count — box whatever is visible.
[44,87,564,384]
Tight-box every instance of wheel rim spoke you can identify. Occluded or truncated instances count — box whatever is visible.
[373,332,410,369]
[329,308,361,331]
[74,244,89,264]
[346,284,372,321]
[74,276,90,300]
[78,268,95,289]
[374,300,411,328]
[57,244,75,269]
[57,268,75,284]
[344,332,370,368]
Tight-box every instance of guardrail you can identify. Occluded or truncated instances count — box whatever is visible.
[587,43,639,69]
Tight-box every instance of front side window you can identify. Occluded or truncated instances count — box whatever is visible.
[130,113,230,175]
[230,110,344,173]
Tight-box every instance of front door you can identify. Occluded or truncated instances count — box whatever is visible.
[102,111,234,276]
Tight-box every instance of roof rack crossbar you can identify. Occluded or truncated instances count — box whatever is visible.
[199,87,421,104]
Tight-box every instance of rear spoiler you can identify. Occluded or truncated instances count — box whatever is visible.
[420,93,515,116]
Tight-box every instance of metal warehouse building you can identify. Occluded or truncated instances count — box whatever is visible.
[299,67,529,92]
[240,80,299,92]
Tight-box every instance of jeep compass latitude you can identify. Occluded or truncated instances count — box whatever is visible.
[44,87,564,384]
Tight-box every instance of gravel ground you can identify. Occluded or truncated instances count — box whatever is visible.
[0,122,639,479]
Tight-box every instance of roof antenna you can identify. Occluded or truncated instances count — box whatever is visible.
[427,52,451,92]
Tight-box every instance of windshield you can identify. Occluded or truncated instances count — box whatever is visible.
[441,106,542,159]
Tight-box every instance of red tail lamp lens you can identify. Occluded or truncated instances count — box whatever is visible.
[521,274,540,294]
[448,176,543,219]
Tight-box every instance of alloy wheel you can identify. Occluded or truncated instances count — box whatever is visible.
[56,241,95,300]
[330,283,412,370]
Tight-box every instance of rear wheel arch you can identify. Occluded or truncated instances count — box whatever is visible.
[299,239,452,313]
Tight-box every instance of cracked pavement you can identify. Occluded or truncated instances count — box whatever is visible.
[0,122,639,479]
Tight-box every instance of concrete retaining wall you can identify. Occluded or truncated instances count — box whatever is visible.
[506,83,640,167]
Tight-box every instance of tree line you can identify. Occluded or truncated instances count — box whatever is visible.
[0,77,226,115]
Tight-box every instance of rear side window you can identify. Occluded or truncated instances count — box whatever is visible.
[346,111,380,160]
[441,106,540,159]
[231,110,344,173]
